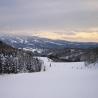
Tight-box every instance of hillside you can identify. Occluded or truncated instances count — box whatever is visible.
[0,57,98,98]
[0,41,43,74]
[0,40,16,53]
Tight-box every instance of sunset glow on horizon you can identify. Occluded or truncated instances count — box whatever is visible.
[2,29,97,42]
[0,0,98,42]
[34,31,98,42]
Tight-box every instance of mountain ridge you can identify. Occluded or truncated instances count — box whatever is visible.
[0,34,98,50]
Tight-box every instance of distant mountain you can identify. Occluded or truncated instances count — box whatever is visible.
[0,34,98,51]
[0,34,98,63]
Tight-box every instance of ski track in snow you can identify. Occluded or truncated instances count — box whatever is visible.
[0,57,98,98]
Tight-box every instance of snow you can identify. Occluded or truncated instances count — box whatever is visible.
[23,48,43,53]
[16,37,24,43]
[45,40,65,46]
[10,40,18,43]
[24,40,28,44]
[0,57,98,98]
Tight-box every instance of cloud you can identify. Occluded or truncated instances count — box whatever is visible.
[0,0,98,42]
[32,31,98,42]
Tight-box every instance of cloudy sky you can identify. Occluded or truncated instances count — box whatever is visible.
[0,0,98,42]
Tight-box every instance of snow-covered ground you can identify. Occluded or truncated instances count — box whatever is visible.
[0,57,98,98]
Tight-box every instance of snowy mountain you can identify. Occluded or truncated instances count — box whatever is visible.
[0,34,98,61]
[0,34,98,50]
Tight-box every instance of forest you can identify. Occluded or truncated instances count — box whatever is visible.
[0,41,43,74]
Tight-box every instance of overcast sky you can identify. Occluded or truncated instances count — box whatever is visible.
[0,0,98,42]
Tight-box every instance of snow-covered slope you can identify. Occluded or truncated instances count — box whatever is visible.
[0,57,98,98]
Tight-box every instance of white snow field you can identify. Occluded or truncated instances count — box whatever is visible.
[0,57,98,98]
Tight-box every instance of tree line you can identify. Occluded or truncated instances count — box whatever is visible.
[0,41,43,74]
[84,48,98,66]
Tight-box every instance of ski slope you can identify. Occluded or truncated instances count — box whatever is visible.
[0,57,98,98]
